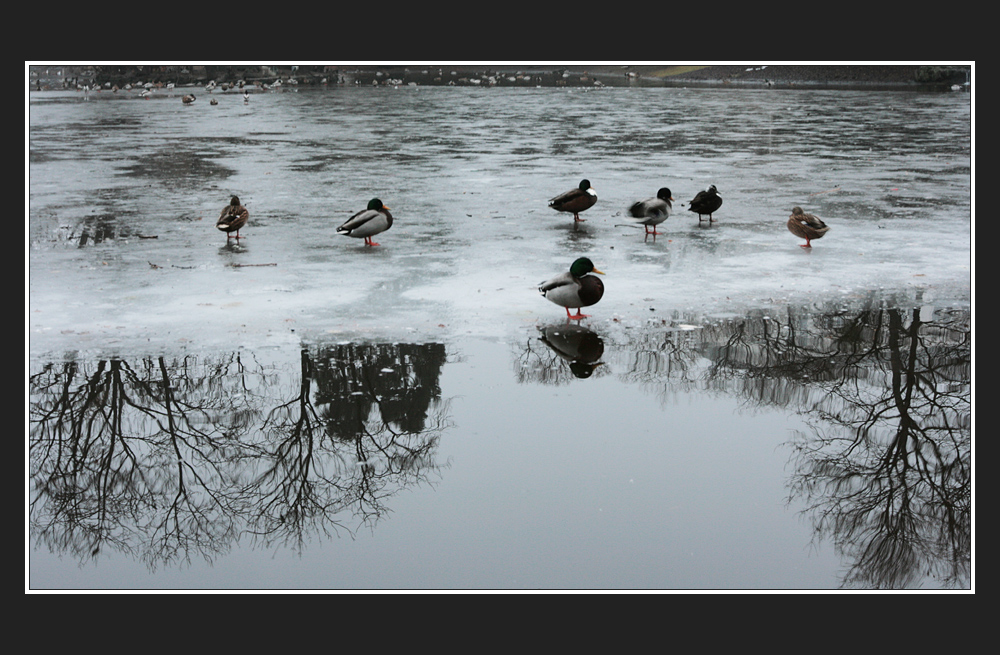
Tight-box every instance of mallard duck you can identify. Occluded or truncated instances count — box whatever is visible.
[181,94,196,104]
[337,198,393,246]
[627,187,674,235]
[209,98,218,106]
[217,195,249,239]
[539,257,606,320]
[549,179,597,222]
[787,206,830,248]
[688,184,723,222]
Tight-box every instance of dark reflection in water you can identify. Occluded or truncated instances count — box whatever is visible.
[29,301,970,588]
[74,212,149,246]
[515,323,608,383]
[510,297,971,589]
[759,306,970,590]
[626,300,970,589]
[28,343,451,569]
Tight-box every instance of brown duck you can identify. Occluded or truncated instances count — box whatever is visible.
[787,206,830,248]
[217,195,249,240]
[549,179,597,222]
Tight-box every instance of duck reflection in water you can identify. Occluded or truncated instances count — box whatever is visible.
[511,322,607,384]
[539,323,605,379]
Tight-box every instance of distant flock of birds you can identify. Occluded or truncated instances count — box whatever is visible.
[215,178,830,321]
[87,78,266,105]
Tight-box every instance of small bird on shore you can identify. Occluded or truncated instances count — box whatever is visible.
[217,195,249,240]
[787,206,830,248]
[549,179,597,222]
[337,198,393,246]
[688,184,723,222]
[627,187,674,236]
[539,257,606,320]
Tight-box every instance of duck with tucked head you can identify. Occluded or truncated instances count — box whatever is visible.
[182,94,196,104]
[688,184,723,222]
[549,179,597,222]
[627,187,674,236]
[337,198,393,246]
[539,257,606,320]
[217,195,249,240]
[787,206,830,248]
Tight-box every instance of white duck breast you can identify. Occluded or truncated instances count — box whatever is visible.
[539,257,606,319]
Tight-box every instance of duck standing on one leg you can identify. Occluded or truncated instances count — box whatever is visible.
[216,195,249,240]
[627,187,673,236]
[539,257,606,320]
[337,198,393,246]
[787,206,830,248]
[549,179,597,222]
[688,184,723,222]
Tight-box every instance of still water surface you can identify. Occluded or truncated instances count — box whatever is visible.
[27,83,972,590]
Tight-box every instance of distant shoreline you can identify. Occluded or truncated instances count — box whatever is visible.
[642,64,971,91]
[29,64,971,92]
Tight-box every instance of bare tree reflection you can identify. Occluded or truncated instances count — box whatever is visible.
[245,343,452,552]
[611,323,710,403]
[702,300,971,588]
[28,354,266,568]
[29,343,452,568]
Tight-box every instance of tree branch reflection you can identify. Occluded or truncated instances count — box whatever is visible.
[696,300,970,588]
[244,344,452,552]
[514,297,971,589]
[29,343,452,568]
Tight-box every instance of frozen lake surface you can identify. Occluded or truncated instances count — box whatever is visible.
[27,83,972,590]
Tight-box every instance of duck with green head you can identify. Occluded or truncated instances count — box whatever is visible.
[539,257,606,320]
[549,179,597,222]
[627,187,674,235]
[337,198,393,246]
